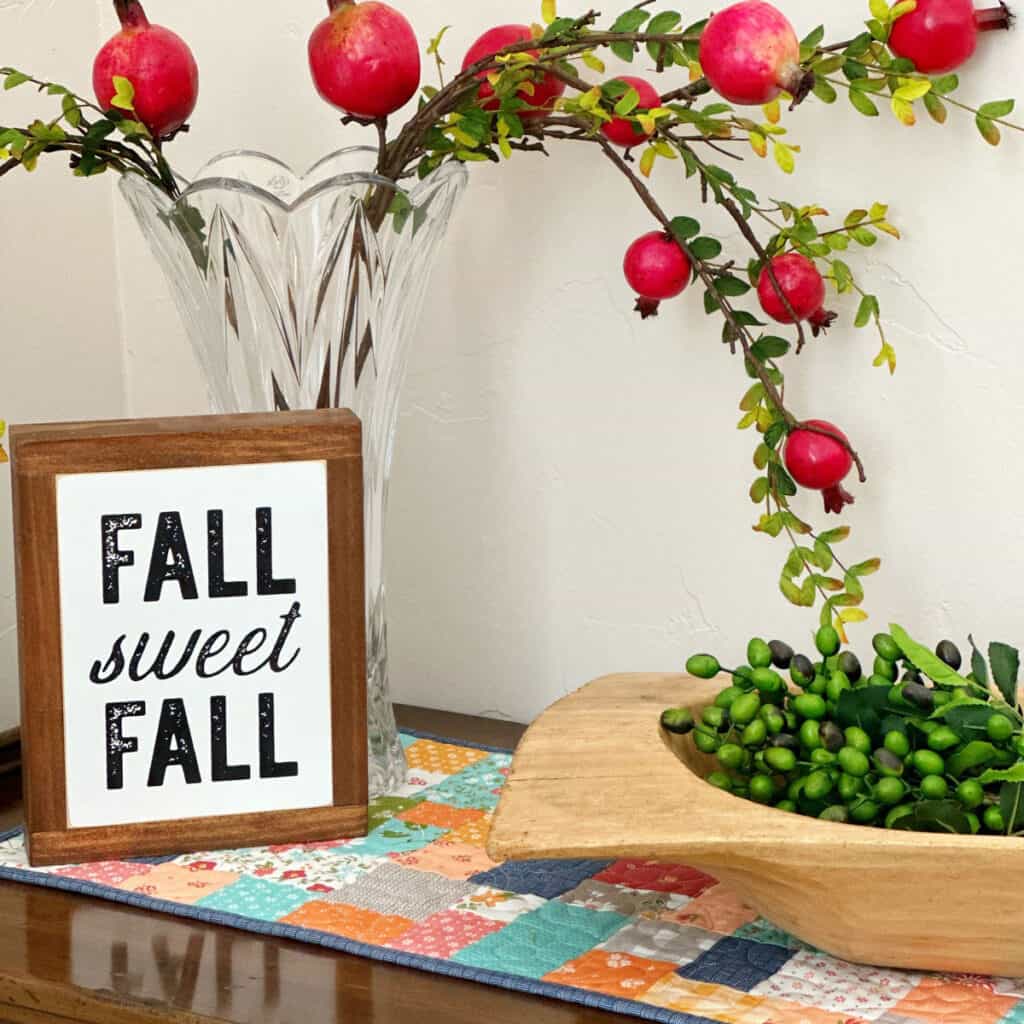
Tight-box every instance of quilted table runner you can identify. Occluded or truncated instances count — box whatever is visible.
[0,730,1020,1024]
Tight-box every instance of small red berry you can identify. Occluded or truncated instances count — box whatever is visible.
[624,231,693,318]
[699,1,804,106]
[601,77,661,148]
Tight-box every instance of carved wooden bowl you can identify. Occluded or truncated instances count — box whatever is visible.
[488,672,1024,975]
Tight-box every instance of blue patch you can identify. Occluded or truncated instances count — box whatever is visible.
[676,936,793,991]
[469,859,614,900]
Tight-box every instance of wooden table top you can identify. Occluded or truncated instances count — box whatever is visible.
[0,706,621,1024]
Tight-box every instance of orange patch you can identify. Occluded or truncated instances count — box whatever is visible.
[396,802,485,830]
[403,739,490,775]
[664,884,757,932]
[755,994,866,1024]
[391,840,498,880]
[641,976,776,1023]
[891,976,1017,1024]
[115,864,239,904]
[543,950,676,998]
[438,816,491,848]
[281,901,415,944]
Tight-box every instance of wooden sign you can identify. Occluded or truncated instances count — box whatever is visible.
[11,410,368,867]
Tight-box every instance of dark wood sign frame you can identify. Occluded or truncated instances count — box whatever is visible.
[11,410,368,866]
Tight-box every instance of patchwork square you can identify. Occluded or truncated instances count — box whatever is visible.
[118,863,239,904]
[450,887,546,924]
[55,861,153,887]
[422,756,509,810]
[386,909,504,957]
[324,861,476,920]
[753,949,921,1018]
[345,820,446,857]
[640,975,776,1023]
[451,900,627,979]
[469,859,613,899]
[543,950,677,998]
[281,900,415,944]
[396,802,485,830]
[177,847,376,894]
[437,816,491,848]
[677,936,793,991]
[196,876,311,921]
[890,976,1018,1024]
[594,860,718,896]
[404,738,491,775]
[391,840,498,880]
[599,917,720,964]
[666,882,759,932]
[559,879,689,918]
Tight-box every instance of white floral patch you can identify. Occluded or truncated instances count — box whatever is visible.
[752,949,922,1019]
[450,886,546,923]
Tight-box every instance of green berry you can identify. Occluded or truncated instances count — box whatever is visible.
[747,638,772,669]
[790,654,815,687]
[873,656,898,683]
[850,799,880,823]
[819,805,849,823]
[984,806,1006,833]
[837,772,863,802]
[884,803,914,828]
[874,776,906,805]
[793,694,827,721]
[702,706,730,732]
[956,779,984,809]
[1015,736,1024,759]
[815,625,840,657]
[714,686,743,710]
[927,725,960,752]
[733,665,755,689]
[966,812,981,834]
[717,743,745,770]
[838,747,870,778]
[694,730,720,754]
[799,719,822,750]
[730,692,761,725]
[842,727,870,755]
[873,748,905,777]
[751,667,784,695]
[933,691,951,707]
[765,747,796,773]
[920,775,949,800]
[911,749,945,777]
[872,632,901,662]
[803,770,834,801]
[706,771,732,791]
[987,714,1014,744]
[742,719,768,748]
[775,799,797,813]
[661,708,695,735]
[811,748,837,766]
[883,730,910,758]
[837,651,862,684]
[827,671,851,703]
[808,675,828,696]
[686,654,721,679]
[749,775,774,803]
[760,706,785,735]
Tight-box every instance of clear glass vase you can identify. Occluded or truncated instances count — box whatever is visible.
[119,148,468,796]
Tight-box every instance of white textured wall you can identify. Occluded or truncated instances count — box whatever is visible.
[3,0,1024,728]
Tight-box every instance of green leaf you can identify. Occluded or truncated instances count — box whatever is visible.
[979,764,1024,785]
[977,115,1001,146]
[750,477,769,503]
[800,24,825,53]
[888,800,974,834]
[989,642,1020,706]
[812,539,833,571]
[669,216,700,241]
[764,421,787,450]
[931,73,959,95]
[979,98,1015,119]
[769,463,798,497]
[850,558,881,576]
[3,71,29,90]
[969,634,988,686]
[610,41,635,62]
[541,16,576,39]
[611,8,650,32]
[946,740,997,777]
[835,685,893,735]
[868,0,889,20]
[541,0,557,24]
[849,89,879,117]
[647,10,681,34]
[818,526,850,545]
[689,236,723,261]
[812,78,838,104]
[1001,781,1024,835]
[780,575,805,606]
[750,336,791,360]
[110,75,135,110]
[614,88,641,116]
[890,623,973,687]
[714,274,750,297]
[940,705,1000,741]
[61,94,82,128]
[855,294,880,328]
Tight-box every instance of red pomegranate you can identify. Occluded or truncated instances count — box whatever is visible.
[461,25,566,119]
[93,0,198,139]
[784,420,855,514]
[757,254,836,336]
[624,231,693,318]
[699,1,805,106]
[309,0,420,119]
[601,76,661,148]
[888,0,1012,75]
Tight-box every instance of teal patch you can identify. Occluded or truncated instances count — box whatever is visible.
[197,876,311,921]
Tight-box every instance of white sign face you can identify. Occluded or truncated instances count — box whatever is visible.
[56,460,334,829]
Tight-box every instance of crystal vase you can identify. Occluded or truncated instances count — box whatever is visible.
[119,148,468,796]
